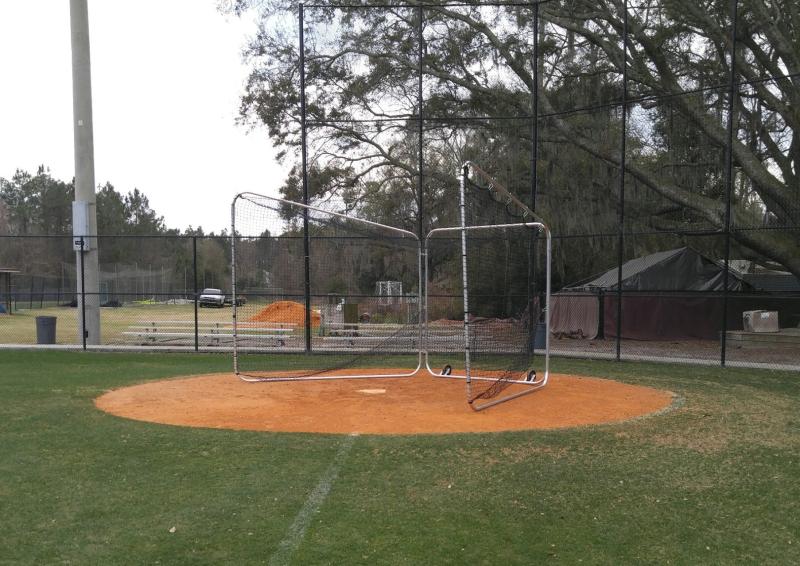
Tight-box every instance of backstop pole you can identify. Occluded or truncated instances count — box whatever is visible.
[721,0,739,367]
[615,0,629,361]
[299,4,312,353]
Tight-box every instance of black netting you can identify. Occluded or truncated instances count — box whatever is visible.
[232,192,421,379]
[426,164,549,406]
[2,1,798,375]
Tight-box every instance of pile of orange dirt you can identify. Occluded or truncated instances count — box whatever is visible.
[248,300,321,327]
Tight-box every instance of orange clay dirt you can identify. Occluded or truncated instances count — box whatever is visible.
[247,300,321,327]
[95,369,675,435]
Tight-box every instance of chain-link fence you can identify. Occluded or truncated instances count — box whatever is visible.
[0,235,232,350]
[2,1,798,370]
[285,1,799,371]
[0,229,797,369]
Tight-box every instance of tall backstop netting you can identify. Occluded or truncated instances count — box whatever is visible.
[231,192,422,381]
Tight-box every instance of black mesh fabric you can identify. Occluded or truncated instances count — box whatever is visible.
[232,193,421,379]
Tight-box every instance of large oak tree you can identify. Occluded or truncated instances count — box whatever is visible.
[227,0,799,277]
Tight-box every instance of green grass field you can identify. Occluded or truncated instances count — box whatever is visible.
[0,304,233,345]
[0,351,798,564]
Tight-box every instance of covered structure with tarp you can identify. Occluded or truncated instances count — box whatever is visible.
[568,247,749,294]
[549,247,776,341]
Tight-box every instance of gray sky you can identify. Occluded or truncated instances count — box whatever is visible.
[0,0,285,233]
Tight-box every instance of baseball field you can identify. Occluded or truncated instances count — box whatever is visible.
[1,350,797,564]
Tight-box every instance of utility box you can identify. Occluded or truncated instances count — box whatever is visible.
[742,310,779,333]
[72,201,95,250]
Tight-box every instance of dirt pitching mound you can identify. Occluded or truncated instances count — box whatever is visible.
[95,370,675,435]
[248,300,320,327]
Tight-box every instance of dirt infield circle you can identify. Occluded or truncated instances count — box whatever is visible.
[95,370,674,435]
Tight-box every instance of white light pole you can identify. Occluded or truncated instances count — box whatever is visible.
[70,0,100,345]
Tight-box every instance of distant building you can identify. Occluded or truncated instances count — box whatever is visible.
[551,248,798,341]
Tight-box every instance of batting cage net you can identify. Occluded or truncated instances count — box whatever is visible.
[425,163,551,410]
[231,192,422,381]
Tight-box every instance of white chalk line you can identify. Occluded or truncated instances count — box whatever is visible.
[268,433,358,566]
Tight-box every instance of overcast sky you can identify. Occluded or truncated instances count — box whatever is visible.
[0,0,285,233]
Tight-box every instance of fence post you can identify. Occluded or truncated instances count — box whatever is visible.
[80,236,87,350]
[193,236,199,352]
[299,4,312,353]
[528,3,541,350]
[720,0,738,367]
[417,4,425,240]
[598,289,605,339]
[615,0,629,361]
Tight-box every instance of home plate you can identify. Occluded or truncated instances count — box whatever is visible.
[357,388,387,395]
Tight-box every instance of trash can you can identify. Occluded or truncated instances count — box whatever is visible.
[533,322,547,350]
[35,316,57,345]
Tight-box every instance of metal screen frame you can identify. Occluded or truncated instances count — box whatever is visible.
[231,172,551,411]
[231,192,423,382]
[423,223,552,410]
[423,163,552,411]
